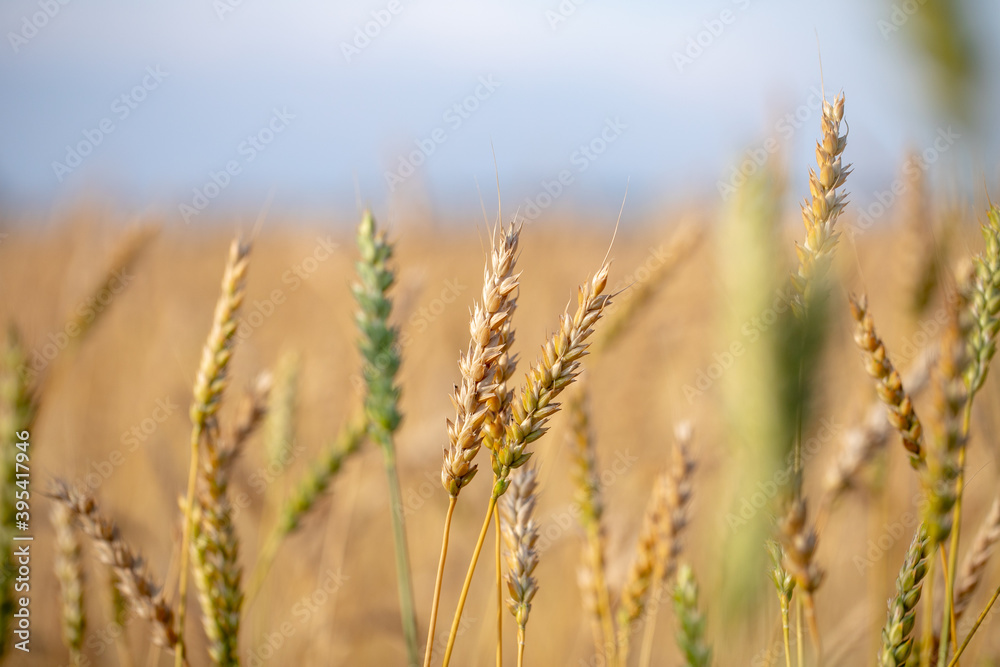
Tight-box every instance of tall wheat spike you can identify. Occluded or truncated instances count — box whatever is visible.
[790,92,850,316]
[353,210,419,665]
[177,237,251,666]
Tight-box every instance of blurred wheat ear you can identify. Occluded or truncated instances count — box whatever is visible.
[177,236,251,667]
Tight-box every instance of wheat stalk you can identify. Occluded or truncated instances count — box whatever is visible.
[938,208,1000,665]
[953,496,1000,622]
[848,294,925,464]
[767,540,795,667]
[879,524,930,667]
[177,236,251,666]
[49,481,178,651]
[500,467,539,667]
[51,501,85,665]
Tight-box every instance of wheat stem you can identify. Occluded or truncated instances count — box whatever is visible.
[441,496,496,667]
[423,498,456,667]
[947,582,1000,667]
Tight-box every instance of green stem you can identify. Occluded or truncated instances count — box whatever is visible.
[939,400,974,666]
[379,437,419,666]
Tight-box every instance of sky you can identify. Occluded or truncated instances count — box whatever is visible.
[1,0,997,225]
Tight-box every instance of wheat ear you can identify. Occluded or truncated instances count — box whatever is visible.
[441,263,612,667]
[779,499,823,655]
[790,92,850,315]
[423,222,521,667]
[51,501,85,665]
[190,375,269,666]
[672,564,711,667]
[568,387,616,664]
[879,524,930,666]
[848,294,925,464]
[639,422,696,667]
[824,344,936,503]
[177,237,251,666]
[49,481,178,651]
[501,468,539,667]
[264,350,299,470]
[616,470,669,666]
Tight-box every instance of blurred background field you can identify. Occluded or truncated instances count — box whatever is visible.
[1,198,999,664]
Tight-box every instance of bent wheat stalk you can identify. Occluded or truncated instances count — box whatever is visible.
[49,481,179,652]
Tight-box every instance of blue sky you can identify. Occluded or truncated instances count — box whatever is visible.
[1,0,997,224]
